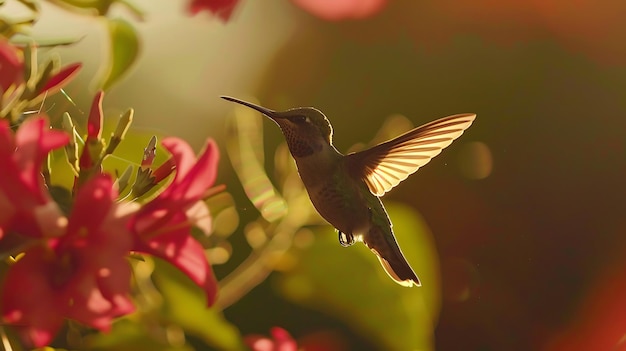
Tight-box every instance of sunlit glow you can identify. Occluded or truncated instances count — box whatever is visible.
[375,114,414,143]
[213,207,239,237]
[186,201,212,236]
[280,275,314,302]
[293,228,315,249]
[98,267,111,278]
[245,222,267,249]
[271,251,298,272]
[261,199,288,222]
[458,141,493,180]
[227,105,288,223]
[56,216,69,228]
[0,325,13,351]
[250,339,273,351]
[165,325,186,348]
[208,243,232,265]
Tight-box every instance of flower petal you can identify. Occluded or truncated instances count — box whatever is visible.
[130,137,220,305]
[0,39,23,92]
[244,327,298,351]
[14,117,70,195]
[133,219,218,305]
[63,174,136,329]
[38,63,81,97]
[87,90,104,139]
[160,138,218,204]
[291,0,387,20]
[2,246,65,347]
[160,137,196,186]
[271,327,298,351]
[187,200,212,236]
[66,174,115,237]
[189,0,240,21]
[0,117,67,238]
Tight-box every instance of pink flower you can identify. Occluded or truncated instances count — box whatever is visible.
[245,327,298,351]
[188,0,240,21]
[0,39,23,94]
[0,116,68,240]
[1,174,137,347]
[152,156,176,183]
[35,62,81,98]
[290,0,387,21]
[129,137,219,305]
[0,40,80,106]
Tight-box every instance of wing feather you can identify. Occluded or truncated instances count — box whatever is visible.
[346,113,476,196]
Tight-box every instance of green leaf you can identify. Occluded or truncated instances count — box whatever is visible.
[152,259,248,351]
[275,202,441,351]
[99,18,139,90]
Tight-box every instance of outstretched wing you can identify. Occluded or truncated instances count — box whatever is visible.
[346,113,476,196]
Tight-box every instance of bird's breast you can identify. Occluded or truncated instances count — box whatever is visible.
[295,160,374,236]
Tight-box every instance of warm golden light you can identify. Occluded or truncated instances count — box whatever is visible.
[458,141,493,180]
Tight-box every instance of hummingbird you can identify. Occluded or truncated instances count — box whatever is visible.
[222,96,476,287]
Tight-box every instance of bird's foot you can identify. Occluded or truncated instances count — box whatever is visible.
[338,231,355,247]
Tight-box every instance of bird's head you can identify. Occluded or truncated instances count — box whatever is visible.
[222,96,334,158]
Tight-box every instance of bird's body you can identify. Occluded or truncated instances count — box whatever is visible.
[293,142,418,285]
[222,96,476,287]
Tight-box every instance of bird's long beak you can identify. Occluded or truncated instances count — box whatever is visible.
[220,96,278,119]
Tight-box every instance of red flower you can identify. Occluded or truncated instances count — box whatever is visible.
[0,39,23,94]
[245,327,298,351]
[0,40,80,108]
[35,62,81,98]
[290,0,387,21]
[129,137,219,305]
[0,116,68,240]
[78,91,104,171]
[1,174,137,347]
[188,0,240,21]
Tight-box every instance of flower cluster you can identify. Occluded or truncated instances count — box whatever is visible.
[0,87,220,346]
[0,0,315,349]
[0,39,81,123]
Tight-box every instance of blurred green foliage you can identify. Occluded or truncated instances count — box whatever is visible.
[276,203,441,351]
[100,18,139,90]
[151,259,246,351]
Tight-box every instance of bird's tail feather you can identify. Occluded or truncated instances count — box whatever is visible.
[365,227,421,287]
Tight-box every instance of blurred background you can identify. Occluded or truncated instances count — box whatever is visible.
[24,0,626,350]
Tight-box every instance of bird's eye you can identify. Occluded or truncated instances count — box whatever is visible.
[293,115,310,124]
